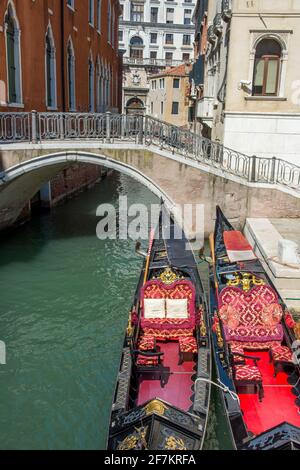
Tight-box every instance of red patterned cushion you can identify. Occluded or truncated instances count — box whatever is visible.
[261,303,283,327]
[136,355,159,366]
[230,340,280,351]
[224,324,283,342]
[179,337,198,353]
[143,327,194,341]
[219,304,240,329]
[271,345,293,362]
[141,280,196,331]
[235,364,262,382]
[230,344,245,363]
[138,335,155,351]
[219,285,279,327]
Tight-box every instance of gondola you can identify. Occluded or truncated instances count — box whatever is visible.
[107,205,211,450]
[209,206,300,450]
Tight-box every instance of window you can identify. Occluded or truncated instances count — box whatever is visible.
[97,0,101,31]
[120,4,123,20]
[67,0,74,8]
[159,78,165,89]
[253,38,282,96]
[107,1,111,42]
[182,53,190,62]
[88,55,95,112]
[5,3,22,104]
[184,9,192,25]
[183,34,191,46]
[89,0,94,25]
[150,51,157,60]
[150,7,158,23]
[118,30,123,42]
[152,80,157,90]
[166,8,174,24]
[130,36,144,59]
[171,101,179,114]
[173,78,180,89]
[165,52,173,63]
[131,3,144,22]
[165,34,173,45]
[150,102,153,114]
[112,8,115,47]
[45,25,57,109]
[67,39,76,111]
[161,102,164,114]
[150,33,157,44]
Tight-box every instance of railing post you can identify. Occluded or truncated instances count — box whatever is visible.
[106,111,111,143]
[138,114,144,145]
[249,155,257,182]
[59,114,64,140]
[270,156,277,184]
[121,114,126,139]
[31,110,37,143]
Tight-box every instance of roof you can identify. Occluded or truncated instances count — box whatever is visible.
[150,64,191,79]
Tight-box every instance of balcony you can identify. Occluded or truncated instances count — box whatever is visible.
[123,57,184,68]
[207,25,217,44]
[196,97,214,121]
[213,13,223,36]
[222,0,232,22]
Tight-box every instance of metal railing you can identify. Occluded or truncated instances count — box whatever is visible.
[0,111,300,193]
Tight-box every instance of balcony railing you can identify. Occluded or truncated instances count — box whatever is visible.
[0,112,300,194]
[123,57,186,68]
[222,0,232,22]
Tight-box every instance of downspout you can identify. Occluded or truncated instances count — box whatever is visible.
[217,20,231,104]
[61,0,66,112]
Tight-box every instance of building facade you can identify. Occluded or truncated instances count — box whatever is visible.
[191,0,300,164]
[119,0,195,114]
[0,0,122,113]
[148,64,191,127]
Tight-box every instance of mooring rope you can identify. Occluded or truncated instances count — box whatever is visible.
[194,377,240,403]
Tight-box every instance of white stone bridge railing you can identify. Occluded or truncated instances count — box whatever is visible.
[0,111,300,193]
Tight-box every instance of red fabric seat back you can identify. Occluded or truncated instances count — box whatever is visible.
[218,285,282,327]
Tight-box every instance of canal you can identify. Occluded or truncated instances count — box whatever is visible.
[0,171,231,450]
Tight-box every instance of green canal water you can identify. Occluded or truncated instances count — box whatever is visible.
[0,172,231,450]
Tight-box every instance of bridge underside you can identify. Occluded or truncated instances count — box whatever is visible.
[1,145,300,235]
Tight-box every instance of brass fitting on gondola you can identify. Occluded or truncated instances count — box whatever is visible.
[126,313,134,337]
[200,320,207,337]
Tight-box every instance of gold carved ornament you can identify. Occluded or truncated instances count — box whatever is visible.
[144,399,167,416]
[294,321,300,340]
[126,311,134,337]
[164,436,187,450]
[153,268,182,285]
[227,272,265,292]
[117,426,148,450]
[200,320,207,337]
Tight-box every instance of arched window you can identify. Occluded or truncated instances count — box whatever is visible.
[88,54,95,112]
[253,38,282,96]
[89,0,94,26]
[67,39,76,111]
[108,1,111,43]
[96,58,101,112]
[5,2,22,104]
[97,0,101,32]
[125,97,144,115]
[130,36,144,60]
[45,25,57,109]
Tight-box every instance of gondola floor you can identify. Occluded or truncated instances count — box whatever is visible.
[238,352,300,435]
[137,342,195,411]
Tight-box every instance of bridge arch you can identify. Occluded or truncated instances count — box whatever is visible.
[0,150,175,231]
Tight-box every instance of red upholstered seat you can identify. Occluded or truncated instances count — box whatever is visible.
[234,364,262,382]
[230,344,245,364]
[270,345,293,363]
[138,335,156,351]
[218,285,283,348]
[136,356,159,366]
[179,337,198,354]
[140,279,197,340]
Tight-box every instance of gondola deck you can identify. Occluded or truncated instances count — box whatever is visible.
[209,206,300,450]
[107,206,211,450]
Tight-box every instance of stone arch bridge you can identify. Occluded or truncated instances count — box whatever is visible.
[0,112,300,235]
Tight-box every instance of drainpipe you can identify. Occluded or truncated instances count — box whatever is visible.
[61,0,66,112]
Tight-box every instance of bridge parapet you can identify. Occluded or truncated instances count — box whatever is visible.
[1,112,300,194]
